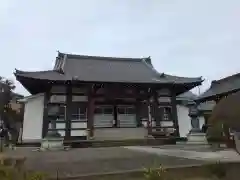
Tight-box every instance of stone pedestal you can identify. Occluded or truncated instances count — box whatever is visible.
[187,132,208,144]
[87,129,94,140]
[40,131,65,151]
[41,137,64,150]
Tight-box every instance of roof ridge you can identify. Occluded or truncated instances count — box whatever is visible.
[212,72,240,85]
[141,58,165,78]
[14,69,58,74]
[58,51,145,62]
[141,60,203,82]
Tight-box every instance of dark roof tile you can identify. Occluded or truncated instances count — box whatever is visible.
[15,52,203,85]
[176,91,197,100]
[197,73,240,101]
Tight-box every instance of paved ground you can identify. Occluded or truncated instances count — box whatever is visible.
[124,145,240,162]
[5,147,205,177]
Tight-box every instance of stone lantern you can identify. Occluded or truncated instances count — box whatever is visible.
[40,121,65,151]
[187,101,207,144]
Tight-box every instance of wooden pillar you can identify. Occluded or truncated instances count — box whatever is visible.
[171,92,180,137]
[113,101,118,127]
[153,91,161,127]
[87,85,95,139]
[65,85,72,139]
[135,97,141,127]
[147,98,152,135]
[42,91,50,138]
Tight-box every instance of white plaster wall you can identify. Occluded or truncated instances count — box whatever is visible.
[199,116,205,130]
[160,121,173,127]
[177,105,191,138]
[71,122,87,136]
[71,130,87,136]
[22,94,44,142]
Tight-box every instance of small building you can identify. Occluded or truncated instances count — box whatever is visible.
[197,73,240,103]
[15,52,203,142]
[196,73,240,126]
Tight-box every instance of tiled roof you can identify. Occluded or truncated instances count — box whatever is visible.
[197,101,215,112]
[177,91,215,112]
[196,73,240,102]
[176,91,197,101]
[15,52,203,85]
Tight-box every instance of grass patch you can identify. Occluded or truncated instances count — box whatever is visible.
[0,154,47,180]
[64,162,240,180]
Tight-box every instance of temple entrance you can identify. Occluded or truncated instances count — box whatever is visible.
[117,105,136,127]
[94,105,114,128]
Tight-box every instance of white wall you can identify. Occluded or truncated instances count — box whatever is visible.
[199,116,205,130]
[177,105,206,137]
[177,105,191,138]
[22,94,44,142]
[71,122,87,136]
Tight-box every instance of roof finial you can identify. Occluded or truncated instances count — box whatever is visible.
[144,56,152,65]
[160,73,165,78]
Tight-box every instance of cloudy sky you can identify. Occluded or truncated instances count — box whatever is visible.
[0,0,240,96]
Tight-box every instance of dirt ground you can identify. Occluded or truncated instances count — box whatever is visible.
[5,147,205,178]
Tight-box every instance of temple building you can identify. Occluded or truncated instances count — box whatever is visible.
[197,73,240,103]
[15,52,203,142]
[196,73,240,125]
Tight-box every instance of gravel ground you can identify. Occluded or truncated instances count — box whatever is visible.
[5,147,205,177]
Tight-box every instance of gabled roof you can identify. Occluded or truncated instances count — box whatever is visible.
[18,93,43,103]
[176,91,197,101]
[197,101,215,112]
[196,73,240,102]
[176,91,215,112]
[15,52,203,84]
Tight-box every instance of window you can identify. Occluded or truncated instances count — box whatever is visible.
[58,105,66,121]
[162,107,172,121]
[72,95,88,102]
[47,104,66,121]
[95,106,113,115]
[79,107,87,119]
[94,107,103,114]
[126,107,135,114]
[118,106,136,127]
[49,95,66,103]
[104,107,113,114]
[51,86,66,93]
[72,87,87,94]
[94,106,113,128]
[117,108,125,114]
[117,106,136,115]
[71,105,87,121]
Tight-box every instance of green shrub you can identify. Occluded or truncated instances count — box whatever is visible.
[144,166,167,180]
[207,121,223,143]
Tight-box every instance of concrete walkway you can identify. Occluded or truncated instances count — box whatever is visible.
[124,146,240,162]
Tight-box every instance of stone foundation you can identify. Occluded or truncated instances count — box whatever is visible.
[40,137,65,151]
[187,132,208,144]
